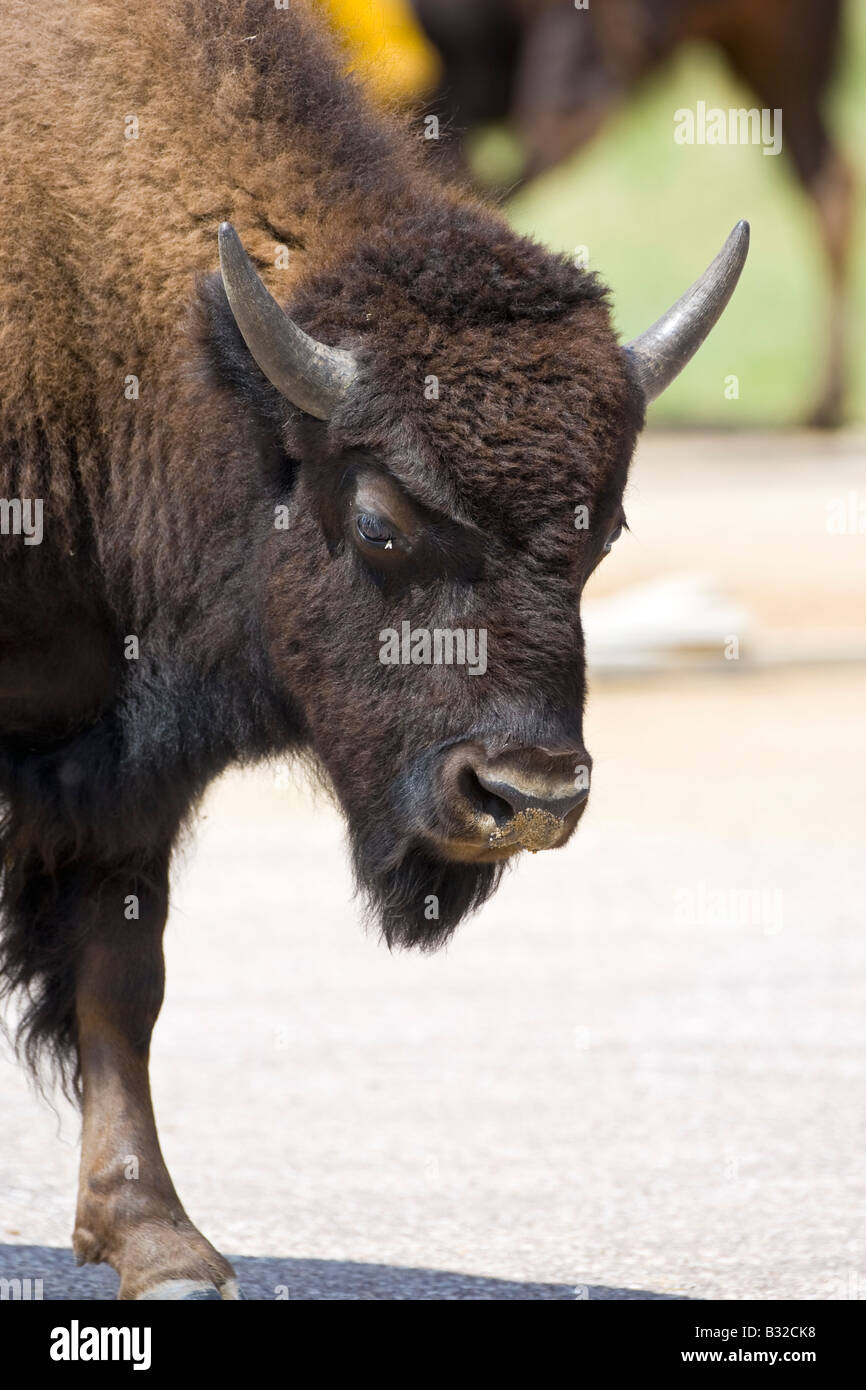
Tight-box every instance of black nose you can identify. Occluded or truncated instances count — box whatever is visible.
[472,766,589,824]
[433,740,592,853]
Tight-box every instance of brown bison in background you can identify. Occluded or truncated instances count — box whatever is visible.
[0,0,745,1299]
[414,0,853,426]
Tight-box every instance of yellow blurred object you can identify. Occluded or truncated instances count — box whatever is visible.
[319,0,440,104]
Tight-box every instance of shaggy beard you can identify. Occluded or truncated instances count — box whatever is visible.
[350,824,505,951]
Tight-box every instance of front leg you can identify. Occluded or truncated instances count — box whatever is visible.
[804,143,854,430]
[69,848,239,1300]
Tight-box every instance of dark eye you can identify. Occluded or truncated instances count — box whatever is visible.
[356,512,395,548]
[604,524,623,554]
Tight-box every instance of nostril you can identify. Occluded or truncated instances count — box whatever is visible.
[475,769,588,822]
[480,787,516,826]
[460,768,515,827]
[438,743,591,844]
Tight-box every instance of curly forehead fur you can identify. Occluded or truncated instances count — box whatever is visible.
[304,212,638,507]
[201,202,641,535]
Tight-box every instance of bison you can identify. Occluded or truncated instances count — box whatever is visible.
[0,0,746,1299]
[414,0,852,427]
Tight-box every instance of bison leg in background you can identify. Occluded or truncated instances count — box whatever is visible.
[760,88,854,428]
[800,142,854,430]
[511,6,627,185]
[411,0,523,189]
[717,9,853,429]
[71,848,238,1301]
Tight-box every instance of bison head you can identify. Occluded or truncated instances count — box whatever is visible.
[208,211,747,948]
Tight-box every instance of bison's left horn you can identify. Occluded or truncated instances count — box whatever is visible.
[625,220,749,403]
[218,222,357,420]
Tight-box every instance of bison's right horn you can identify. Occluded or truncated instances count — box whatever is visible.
[625,220,750,403]
[218,222,357,420]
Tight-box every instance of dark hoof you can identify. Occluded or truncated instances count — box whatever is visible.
[807,398,845,430]
[135,1277,241,1301]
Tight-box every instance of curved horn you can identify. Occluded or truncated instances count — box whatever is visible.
[218,222,357,420]
[625,220,749,403]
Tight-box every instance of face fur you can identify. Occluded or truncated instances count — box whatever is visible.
[226,223,646,949]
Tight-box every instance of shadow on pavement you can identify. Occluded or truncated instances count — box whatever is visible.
[0,1244,691,1301]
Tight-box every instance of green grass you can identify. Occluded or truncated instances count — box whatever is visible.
[476,5,866,427]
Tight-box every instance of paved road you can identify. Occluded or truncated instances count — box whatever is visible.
[2,433,864,1301]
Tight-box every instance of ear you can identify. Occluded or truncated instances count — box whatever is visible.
[191,271,304,494]
[192,271,288,432]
